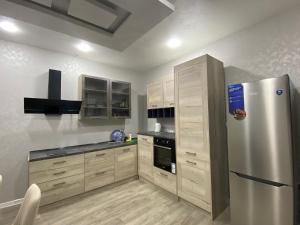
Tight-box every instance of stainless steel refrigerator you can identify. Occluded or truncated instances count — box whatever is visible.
[227,75,294,225]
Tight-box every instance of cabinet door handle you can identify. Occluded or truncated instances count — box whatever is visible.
[142,138,147,141]
[160,172,168,177]
[185,152,196,156]
[53,171,66,176]
[123,148,130,152]
[152,104,157,107]
[170,103,174,106]
[95,171,106,176]
[53,182,66,187]
[186,160,197,166]
[96,153,106,157]
[53,161,66,165]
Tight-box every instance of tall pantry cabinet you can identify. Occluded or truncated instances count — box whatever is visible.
[174,55,229,219]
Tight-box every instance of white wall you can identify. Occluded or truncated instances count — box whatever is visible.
[142,6,300,154]
[143,6,300,88]
[0,40,144,203]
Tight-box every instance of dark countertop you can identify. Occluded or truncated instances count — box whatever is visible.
[137,131,175,140]
[29,139,137,162]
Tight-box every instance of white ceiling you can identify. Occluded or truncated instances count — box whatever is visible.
[0,0,299,72]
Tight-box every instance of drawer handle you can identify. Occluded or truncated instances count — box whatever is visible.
[53,161,66,165]
[53,182,66,187]
[185,152,197,156]
[186,160,197,166]
[53,171,66,176]
[152,105,157,107]
[142,138,147,141]
[160,172,168,177]
[123,148,130,152]
[95,171,106,176]
[96,153,106,157]
[170,103,174,105]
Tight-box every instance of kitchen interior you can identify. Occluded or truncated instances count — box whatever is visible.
[0,0,300,225]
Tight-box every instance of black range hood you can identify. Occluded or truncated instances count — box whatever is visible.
[24,69,82,115]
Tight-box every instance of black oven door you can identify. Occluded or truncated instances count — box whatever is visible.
[154,145,176,174]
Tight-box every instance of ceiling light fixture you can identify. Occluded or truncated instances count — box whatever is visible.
[75,42,93,52]
[0,21,20,33]
[166,37,182,49]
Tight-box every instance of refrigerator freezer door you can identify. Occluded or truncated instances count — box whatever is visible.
[228,75,293,185]
[230,172,293,225]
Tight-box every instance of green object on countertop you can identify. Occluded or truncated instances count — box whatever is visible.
[126,138,137,144]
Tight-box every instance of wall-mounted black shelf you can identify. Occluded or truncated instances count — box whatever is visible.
[148,107,174,118]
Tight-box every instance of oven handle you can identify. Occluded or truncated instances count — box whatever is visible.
[154,145,172,150]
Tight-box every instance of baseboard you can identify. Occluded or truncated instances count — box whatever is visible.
[0,198,23,209]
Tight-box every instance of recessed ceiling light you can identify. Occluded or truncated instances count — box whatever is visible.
[75,42,93,52]
[0,21,20,33]
[166,37,182,49]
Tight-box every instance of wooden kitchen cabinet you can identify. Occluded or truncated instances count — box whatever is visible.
[147,77,175,109]
[147,81,164,109]
[153,167,177,195]
[137,135,154,182]
[114,145,138,181]
[175,55,229,219]
[29,154,84,206]
[163,78,175,107]
[84,149,115,192]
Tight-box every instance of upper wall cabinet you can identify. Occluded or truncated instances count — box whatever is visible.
[163,78,175,107]
[147,81,164,109]
[79,75,109,119]
[147,78,174,109]
[111,80,131,118]
[79,75,131,119]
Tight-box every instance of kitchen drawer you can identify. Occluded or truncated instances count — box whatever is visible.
[177,162,211,212]
[29,163,84,185]
[38,174,84,206]
[114,145,137,181]
[153,168,177,194]
[85,149,114,172]
[138,135,153,145]
[177,153,210,170]
[85,169,114,192]
[29,154,84,173]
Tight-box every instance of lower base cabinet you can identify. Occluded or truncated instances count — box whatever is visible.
[153,168,177,195]
[115,146,137,181]
[38,174,84,206]
[177,161,211,212]
[138,135,154,182]
[29,144,137,206]
[84,149,115,192]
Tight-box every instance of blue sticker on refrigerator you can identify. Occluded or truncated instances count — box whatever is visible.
[228,84,246,120]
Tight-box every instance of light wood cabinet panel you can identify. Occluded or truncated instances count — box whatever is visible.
[29,154,84,173]
[114,146,137,181]
[85,169,114,192]
[85,149,114,173]
[138,135,154,182]
[84,149,115,191]
[163,78,175,107]
[147,81,164,109]
[175,55,229,219]
[29,163,84,185]
[153,167,177,195]
[38,174,84,206]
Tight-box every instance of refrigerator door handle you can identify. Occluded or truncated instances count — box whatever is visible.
[231,171,288,187]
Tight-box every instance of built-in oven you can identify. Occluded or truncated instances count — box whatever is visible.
[153,137,176,174]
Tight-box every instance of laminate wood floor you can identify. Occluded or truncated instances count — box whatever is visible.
[0,179,230,225]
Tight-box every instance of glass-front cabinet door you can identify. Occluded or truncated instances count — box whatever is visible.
[81,76,109,119]
[110,80,131,118]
